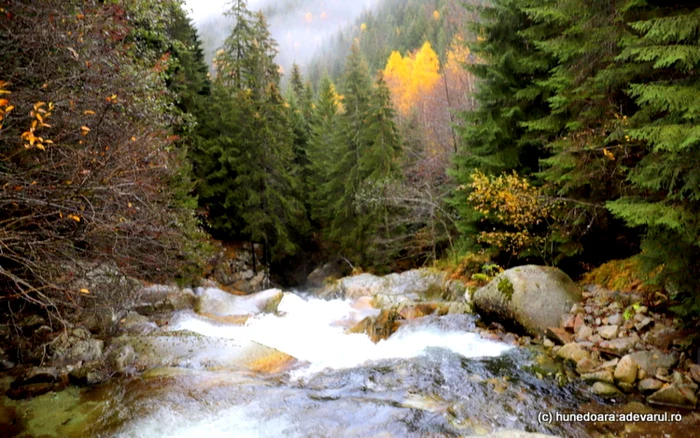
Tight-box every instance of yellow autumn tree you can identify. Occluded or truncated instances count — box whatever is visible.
[382,42,441,116]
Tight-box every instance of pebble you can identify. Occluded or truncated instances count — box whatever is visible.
[598,325,619,340]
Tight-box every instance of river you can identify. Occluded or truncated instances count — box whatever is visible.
[1,290,695,437]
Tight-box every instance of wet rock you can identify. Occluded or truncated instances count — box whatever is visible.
[135,284,197,315]
[472,265,582,336]
[556,343,589,364]
[50,328,104,365]
[322,269,465,301]
[689,364,700,384]
[546,327,572,345]
[196,288,283,316]
[638,378,664,394]
[306,257,349,288]
[581,370,614,384]
[119,311,157,336]
[348,308,402,343]
[590,382,621,397]
[643,326,680,350]
[614,355,638,384]
[598,325,619,340]
[68,361,110,386]
[112,332,297,372]
[6,366,69,400]
[107,344,136,373]
[647,384,698,409]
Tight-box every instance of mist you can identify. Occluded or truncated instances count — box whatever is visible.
[184,0,380,76]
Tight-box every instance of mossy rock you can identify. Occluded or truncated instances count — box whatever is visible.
[472,265,582,336]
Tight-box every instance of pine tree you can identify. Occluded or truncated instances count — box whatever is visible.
[195,4,308,263]
[605,5,700,314]
[306,75,342,230]
[324,45,374,263]
[450,0,555,251]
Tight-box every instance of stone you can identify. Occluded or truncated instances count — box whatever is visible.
[636,306,648,314]
[590,382,621,397]
[647,384,698,409]
[576,324,593,341]
[629,349,678,376]
[50,328,104,365]
[136,284,197,315]
[472,265,582,336]
[634,317,653,331]
[607,313,623,326]
[573,314,585,334]
[580,370,614,384]
[321,269,463,301]
[108,344,136,373]
[598,336,638,356]
[638,378,664,394]
[596,358,620,370]
[196,288,283,316]
[614,355,638,384]
[562,314,575,330]
[598,325,619,340]
[589,334,602,344]
[6,367,69,400]
[543,338,555,348]
[306,258,349,288]
[546,327,573,345]
[689,364,700,384]
[576,358,597,374]
[68,361,110,386]
[556,343,590,364]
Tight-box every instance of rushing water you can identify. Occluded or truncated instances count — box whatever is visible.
[3,291,696,437]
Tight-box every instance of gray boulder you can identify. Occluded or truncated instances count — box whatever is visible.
[196,288,283,316]
[135,285,197,315]
[50,327,103,365]
[472,265,582,336]
[319,269,466,301]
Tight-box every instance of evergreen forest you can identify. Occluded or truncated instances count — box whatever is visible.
[2,0,700,336]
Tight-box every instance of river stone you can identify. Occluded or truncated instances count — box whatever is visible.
[135,284,197,315]
[556,343,589,364]
[306,258,349,288]
[590,382,621,397]
[546,327,572,345]
[598,325,619,340]
[576,324,593,341]
[647,384,698,409]
[628,349,678,376]
[50,328,104,365]
[607,313,623,326]
[321,269,465,301]
[108,344,136,373]
[638,378,664,394]
[598,336,638,356]
[112,332,296,373]
[581,370,614,384]
[576,357,597,374]
[689,364,700,384]
[472,266,581,336]
[196,288,283,316]
[69,361,109,386]
[614,355,638,384]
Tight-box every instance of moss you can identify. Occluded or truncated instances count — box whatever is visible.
[497,277,514,301]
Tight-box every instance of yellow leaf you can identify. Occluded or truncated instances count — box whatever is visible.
[79,288,90,294]
[0,90,10,95]
[36,144,45,151]
[603,148,615,161]
[5,105,13,113]
[83,110,96,115]
[80,126,91,135]
[0,99,8,106]
[68,214,81,222]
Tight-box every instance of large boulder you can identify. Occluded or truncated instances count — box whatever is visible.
[306,257,351,288]
[318,269,466,301]
[134,284,197,315]
[49,327,104,365]
[472,265,582,336]
[111,331,296,373]
[195,288,283,317]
